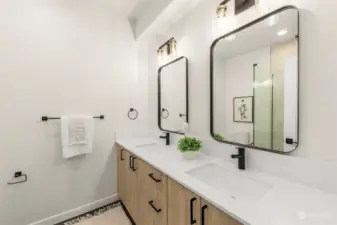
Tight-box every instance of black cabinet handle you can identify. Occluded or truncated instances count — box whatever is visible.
[120,149,125,161]
[190,198,197,224]
[131,156,136,171]
[129,155,133,170]
[149,201,161,213]
[148,173,161,183]
[201,205,208,225]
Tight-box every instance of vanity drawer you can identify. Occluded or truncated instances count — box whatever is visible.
[137,187,167,225]
[136,160,167,225]
[140,173,167,225]
[142,162,167,193]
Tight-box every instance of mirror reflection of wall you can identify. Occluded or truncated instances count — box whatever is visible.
[212,7,299,153]
[159,57,188,134]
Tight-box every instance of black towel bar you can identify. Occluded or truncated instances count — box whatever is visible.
[41,115,105,122]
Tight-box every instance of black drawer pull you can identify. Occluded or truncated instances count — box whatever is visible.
[131,156,137,171]
[190,197,197,224]
[129,155,133,169]
[120,149,125,161]
[148,173,161,183]
[149,201,161,213]
[201,205,208,225]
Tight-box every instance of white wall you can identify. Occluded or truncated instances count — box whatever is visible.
[147,0,337,163]
[0,1,148,225]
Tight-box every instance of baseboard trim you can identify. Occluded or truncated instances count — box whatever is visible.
[28,194,119,225]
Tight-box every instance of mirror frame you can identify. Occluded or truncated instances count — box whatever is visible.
[210,5,300,154]
[158,56,189,135]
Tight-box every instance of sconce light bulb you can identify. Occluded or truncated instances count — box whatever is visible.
[216,1,228,18]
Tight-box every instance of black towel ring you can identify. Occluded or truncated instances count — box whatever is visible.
[161,108,169,119]
[128,108,138,120]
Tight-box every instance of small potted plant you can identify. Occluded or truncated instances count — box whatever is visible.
[178,136,202,160]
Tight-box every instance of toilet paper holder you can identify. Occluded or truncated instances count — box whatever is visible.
[7,171,28,185]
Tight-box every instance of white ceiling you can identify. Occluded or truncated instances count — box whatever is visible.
[135,0,206,39]
[129,0,157,19]
[66,0,145,14]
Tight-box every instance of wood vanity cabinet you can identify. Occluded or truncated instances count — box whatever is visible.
[138,162,168,225]
[116,146,127,202]
[200,199,242,225]
[168,178,242,225]
[117,145,167,225]
[117,145,242,225]
[117,146,137,217]
[168,178,201,225]
[117,146,143,222]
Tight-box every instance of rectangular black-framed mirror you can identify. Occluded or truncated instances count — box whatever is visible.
[210,6,299,154]
[158,56,189,135]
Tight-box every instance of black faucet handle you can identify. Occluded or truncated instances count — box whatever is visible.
[231,154,242,159]
[232,147,246,170]
[159,132,170,145]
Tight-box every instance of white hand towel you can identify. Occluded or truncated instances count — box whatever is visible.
[61,116,94,159]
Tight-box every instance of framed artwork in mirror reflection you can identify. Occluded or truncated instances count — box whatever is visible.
[233,96,254,123]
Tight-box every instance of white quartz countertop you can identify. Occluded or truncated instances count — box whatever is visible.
[117,138,337,225]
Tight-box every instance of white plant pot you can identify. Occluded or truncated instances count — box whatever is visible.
[182,151,197,160]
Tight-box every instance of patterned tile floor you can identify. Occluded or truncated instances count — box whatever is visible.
[56,202,132,225]
[74,207,131,225]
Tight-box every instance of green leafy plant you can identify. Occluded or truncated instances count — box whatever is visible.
[178,136,202,152]
[214,133,225,141]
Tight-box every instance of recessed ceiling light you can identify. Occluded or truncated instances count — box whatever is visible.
[277,29,288,36]
[265,15,279,27]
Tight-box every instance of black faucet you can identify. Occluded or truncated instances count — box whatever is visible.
[231,147,245,170]
[159,132,170,145]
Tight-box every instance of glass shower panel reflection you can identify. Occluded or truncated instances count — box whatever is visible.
[253,63,272,149]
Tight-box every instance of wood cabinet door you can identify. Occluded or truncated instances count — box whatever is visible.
[116,147,139,222]
[168,178,201,225]
[122,150,133,215]
[135,160,168,225]
[200,199,242,225]
[116,145,128,202]
[126,153,140,221]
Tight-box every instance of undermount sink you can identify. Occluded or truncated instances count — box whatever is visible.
[186,163,272,204]
[136,143,159,148]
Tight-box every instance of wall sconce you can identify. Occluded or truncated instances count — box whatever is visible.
[157,38,177,65]
[216,0,236,40]
[216,0,230,19]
